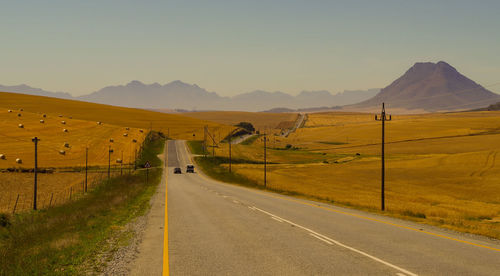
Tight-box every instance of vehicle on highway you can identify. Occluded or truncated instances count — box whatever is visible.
[186,164,195,173]
[174,167,182,174]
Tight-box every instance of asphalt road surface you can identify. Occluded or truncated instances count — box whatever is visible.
[164,140,500,275]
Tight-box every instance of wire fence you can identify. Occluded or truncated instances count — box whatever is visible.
[0,163,140,214]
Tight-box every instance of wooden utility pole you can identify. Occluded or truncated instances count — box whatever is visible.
[375,102,391,211]
[108,146,112,180]
[264,133,267,188]
[85,147,88,193]
[32,137,40,210]
[229,135,232,173]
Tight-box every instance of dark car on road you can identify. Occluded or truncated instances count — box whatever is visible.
[186,165,195,173]
[174,167,182,174]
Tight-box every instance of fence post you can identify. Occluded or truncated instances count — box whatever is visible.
[49,193,53,207]
[13,194,19,214]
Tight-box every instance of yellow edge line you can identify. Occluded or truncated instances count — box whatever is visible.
[187,142,500,253]
[162,141,169,275]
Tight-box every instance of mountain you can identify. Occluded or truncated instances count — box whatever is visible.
[0,84,73,99]
[78,81,378,111]
[349,61,500,112]
[0,80,379,112]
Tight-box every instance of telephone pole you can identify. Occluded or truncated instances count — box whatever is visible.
[375,102,391,211]
[263,133,267,188]
[32,137,40,210]
[108,146,112,180]
[229,135,232,173]
[85,147,88,193]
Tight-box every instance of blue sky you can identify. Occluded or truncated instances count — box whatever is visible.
[1,0,499,96]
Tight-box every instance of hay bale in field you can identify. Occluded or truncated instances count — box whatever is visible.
[8,110,12,113]
[40,120,44,123]
[15,158,22,164]
[97,121,102,125]
[19,108,23,111]
[69,116,72,119]
[109,138,114,142]
[123,133,128,137]
[61,121,66,124]
[18,124,24,128]
[116,159,122,164]
[58,115,63,117]
[139,129,144,133]
[125,127,129,130]
[17,113,21,117]
[42,114,47,118]
[59,150,66,155]
[63,129,68,133]
[132,139,137,143]
[63,142,70,148]
[0,154,5,160]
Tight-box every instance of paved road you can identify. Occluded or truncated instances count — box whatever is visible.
[166,140,500,275]
[282,113,306,137]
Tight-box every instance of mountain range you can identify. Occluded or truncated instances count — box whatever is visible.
[1,61,497,113]
[348,61,499,112]
[0,81,379,112]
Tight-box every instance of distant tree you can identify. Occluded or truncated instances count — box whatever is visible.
[235,122,255,133]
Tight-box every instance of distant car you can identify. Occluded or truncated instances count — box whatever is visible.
[186,165,195,173]
[174,167,182,174]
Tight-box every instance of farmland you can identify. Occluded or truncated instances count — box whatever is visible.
[201,111,500,239]
[0,91,226,212]
[183,111,298,131]
[0,92,225,140]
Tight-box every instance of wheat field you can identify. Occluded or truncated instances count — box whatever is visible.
[211,111,500,239]
[0,92,226,212]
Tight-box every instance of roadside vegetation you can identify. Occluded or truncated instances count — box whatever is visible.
[0,132,165,275]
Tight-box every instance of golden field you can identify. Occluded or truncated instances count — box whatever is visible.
[183,111,298,131]
[0,92,226,212]
[210,111,500,239]
[0,109,145,168]
[0,92,225,140]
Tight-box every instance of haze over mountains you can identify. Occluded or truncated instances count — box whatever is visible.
[1,61,497,113]
[0,81,379,112]
[349,61,500,112]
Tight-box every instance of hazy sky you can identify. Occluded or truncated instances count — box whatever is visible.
[1,0,499,96]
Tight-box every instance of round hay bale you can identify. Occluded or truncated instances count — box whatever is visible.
[109,138,114,143]
[123,133,128,137]
[15,158,22,164]
[116,159,122,164]
[63,142,70,148]
[97,121,102,125]
[139,129,144,133]
[42,114,47,118]
[0,154,5,160]
[18,124,24,128]
[17,113,21,117]
[19,108,23,111]
[125,127,130,130]
[59,150,66,155]
[63,129,68,133]
[132,139,137,143]
[40,120,45,123]
[58,115,63,117]
[8,110,12,113]
[61,121,66,124]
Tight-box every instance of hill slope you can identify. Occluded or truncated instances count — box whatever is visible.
[349,61,500,112]
[0,92,224,139]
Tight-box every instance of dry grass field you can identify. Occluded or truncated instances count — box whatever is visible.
[0,92,225,140]
[0,91,226,213]
[209,111,500,239]
[183,111,298,131]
